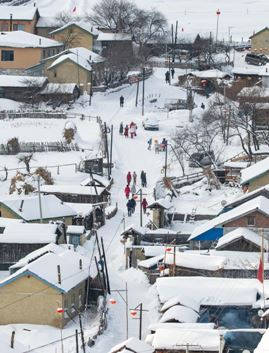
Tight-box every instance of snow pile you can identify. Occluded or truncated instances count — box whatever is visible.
[107,336,154,353]
[160,305,199,323]
[160,294,200,313]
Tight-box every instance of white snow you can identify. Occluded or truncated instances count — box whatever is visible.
[138,254,164,269]
[0,31,63,48]
[40,184,106,195]
[40,83,78,94]
[66,202,93,216]
[224,161,249,169]
[160,305,199,323]
[254,329,269,353]
[241,157,269,185]
[97,32,132,41]
[50,21,99,35]
[107,336,154,353]
[190,69,230,79]
[66,225,85,234]
[148,322,215,332]
[189,196,269,241]
[0,194,77,221]
[160,295,200,313]
[0,75,47,88]
[0,5,38,20]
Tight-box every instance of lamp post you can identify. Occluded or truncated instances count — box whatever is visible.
[133,188,146,227]
[56,307,65,353]
[129,303,148,340]
[215,9,221,45]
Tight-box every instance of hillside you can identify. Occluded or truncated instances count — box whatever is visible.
[1,0,269,41]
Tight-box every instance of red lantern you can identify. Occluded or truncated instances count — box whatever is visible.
[216,9,221,15]
[166,247,172,252]
[159,265,165,272]
[109,298,117,305]
[133,195,139,200]
[56,308,64,314]
[130,310,137,317]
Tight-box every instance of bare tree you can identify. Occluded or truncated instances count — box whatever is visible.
[55,11,81,25]
[17,153,34,174]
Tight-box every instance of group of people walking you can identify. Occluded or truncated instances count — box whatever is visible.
[124,170,148,216]
[119,121,138,138]
[147,137,168,153]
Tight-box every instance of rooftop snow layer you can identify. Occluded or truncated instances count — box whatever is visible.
[224,184,269,209]
[0,194,76,221]
[108,337,154,353]
[241,157,269,184]
[0,250,91,292]
[40,184,106,195]
[189,196,269,241]
[36,16,59,28]
[189,69,230,79]
[160,294,200,313]
[66,225,85,234]
[40,83,78,94]
[50,21,99,35]
[254,328,269,353]
[0,75,47,88]
[0,31,63,48]
[97,32,132,41]
[160,305,199,323]
[0,5,38,20]
[216,227,267,250]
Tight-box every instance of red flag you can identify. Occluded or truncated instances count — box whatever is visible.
[257,257,264,283]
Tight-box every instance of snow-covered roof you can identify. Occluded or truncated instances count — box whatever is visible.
[147,198,173,209]
[9,243,70,270]
[254,328,269,353]
[50,21,99,36]
[138,254,163,269]
[165,251,226,271]
[67,225,85,234]
[0,249,91,293]
[0,222,58,244]
[148,228,177,235]
[189,196,269,241]
[97,32,132,41]
[260,64,269,77]
[108,337,154,353]
[150,328,222,351]
[161,295,200,313]
[0,330,32,353]
[232,67,262,76]
[241,157,269,184]
[225,184,269,209]
[40,83,78,95]
[1,194,76,221]
[148,322,215,332]
[0,5,38,20]
[40,184,106,195]
[143,245,166,257]
[47,47,104,73]
[0,31,63,48]
[0,217,23,227]
[0,75,47,88]
[238,86,269,97]
[189,69,230,79]
[66,202,93,217]
[160,305,199,323]
[216,227,266,250]
[121,225,147,236]
[224,161,249,169]
[80,175,110,188]
[156,277,259,306]
[36,16,59,28]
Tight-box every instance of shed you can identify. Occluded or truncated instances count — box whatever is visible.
[147,198,173,228]
[66,225,86,248]
[38,83,80,104]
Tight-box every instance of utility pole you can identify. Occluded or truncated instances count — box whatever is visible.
[215,9,221,47]
[164,144,168,177]
[142,68,145,116]
[135,78,140,107]
[109,124,113,180]
[37,175,43,223]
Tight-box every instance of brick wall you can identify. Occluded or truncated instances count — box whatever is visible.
[224,211,269,228]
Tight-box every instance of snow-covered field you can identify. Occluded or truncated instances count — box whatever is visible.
[18,0,269,42]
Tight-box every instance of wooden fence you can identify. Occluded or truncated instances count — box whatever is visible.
[0,141,80,154]
[0,111,102,122]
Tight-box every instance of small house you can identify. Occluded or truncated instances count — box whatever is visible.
[223,161,250,184]
[249,27,269,55]
[40,184,110,204]
[0,194,77,224]
[80,174,113,190]
[147,198,173,228]
[0,222,63,269]
[0,248,90,327]
[0,31,63,70]
[241,157,269,192]
[108,337,154,353]
[97,32,133,58]
[66,225,86,248]
[0,5,40,33]
[38,83,81,104]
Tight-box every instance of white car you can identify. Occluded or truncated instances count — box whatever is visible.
[142,116,159,131]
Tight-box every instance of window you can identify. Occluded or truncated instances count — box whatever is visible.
[247,215,255,226]
[42,50,46,59]
[13,24,25,31]
[1,50,14,61]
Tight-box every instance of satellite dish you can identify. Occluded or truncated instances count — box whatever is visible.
[221,200,227,207]
[258,309,264,317]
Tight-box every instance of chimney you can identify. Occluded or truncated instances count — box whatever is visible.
[9,13,13,32]
[19,200,24,212]
[10,331,15,348]
[57,265,61,284]
[79,259,82,270]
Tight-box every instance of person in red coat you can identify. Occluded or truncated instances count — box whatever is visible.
[124,184,130,199]
[124,125,129,138]
[141,198,148,214]
[127,171,132,185]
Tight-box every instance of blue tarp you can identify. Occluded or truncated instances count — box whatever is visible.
[191,227,223,241]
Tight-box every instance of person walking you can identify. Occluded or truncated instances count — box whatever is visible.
[129,196,136,214]
[120,95,124,107]
[131,182,136,195]
[201,102,205,109]
[154,139,159,153]
[147,138,152,150]
[126,199,133,216]
[127,171,132,185]
[124,184,130,199]
[160,138,167,151]
[171,67,175,79]
[124,125,129,138]
[130,122,136,138]
[141,198,148,214]
[119,122,124,135]
[141,170,147,187]
[133,171,137,185]
[165,70,170,84]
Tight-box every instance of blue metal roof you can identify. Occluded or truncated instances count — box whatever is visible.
[191,227,224,241]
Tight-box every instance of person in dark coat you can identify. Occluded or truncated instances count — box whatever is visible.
[119,122,124,135]
[141,170,147,187]
[165,70,170,84]
[124,125,129,138]
[133,171,137,185]
[171,67,175,79]
[127,171,132,185]
[141,198,148,214]
[201,102,205,109]
[124,184,130,199]
[120,95,124,107]
[128,196,136,214]
[127,199,133,216]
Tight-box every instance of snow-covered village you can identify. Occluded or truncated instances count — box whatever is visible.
[2,0,269,352]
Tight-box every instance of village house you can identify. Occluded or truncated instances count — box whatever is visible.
[108,337,154,353]
[0,31,63,70]
[0,5,39,33]
[38,83,81,105]
[0,247,90,327]
[35,16,59,38]
[66,225,86,248]
[40,184,110,204]
[0,222,64,269]
[50,22,98,50]
[0,194,77,224]
[97,32,133,57]
[0,74,47,102]
[249,27,269,55]
[189,196,269,245]
[241,157,269,192]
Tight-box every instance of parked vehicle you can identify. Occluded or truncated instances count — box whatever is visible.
[245,53,269,66]
[189,151,215,167]
[142,116,159,131]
